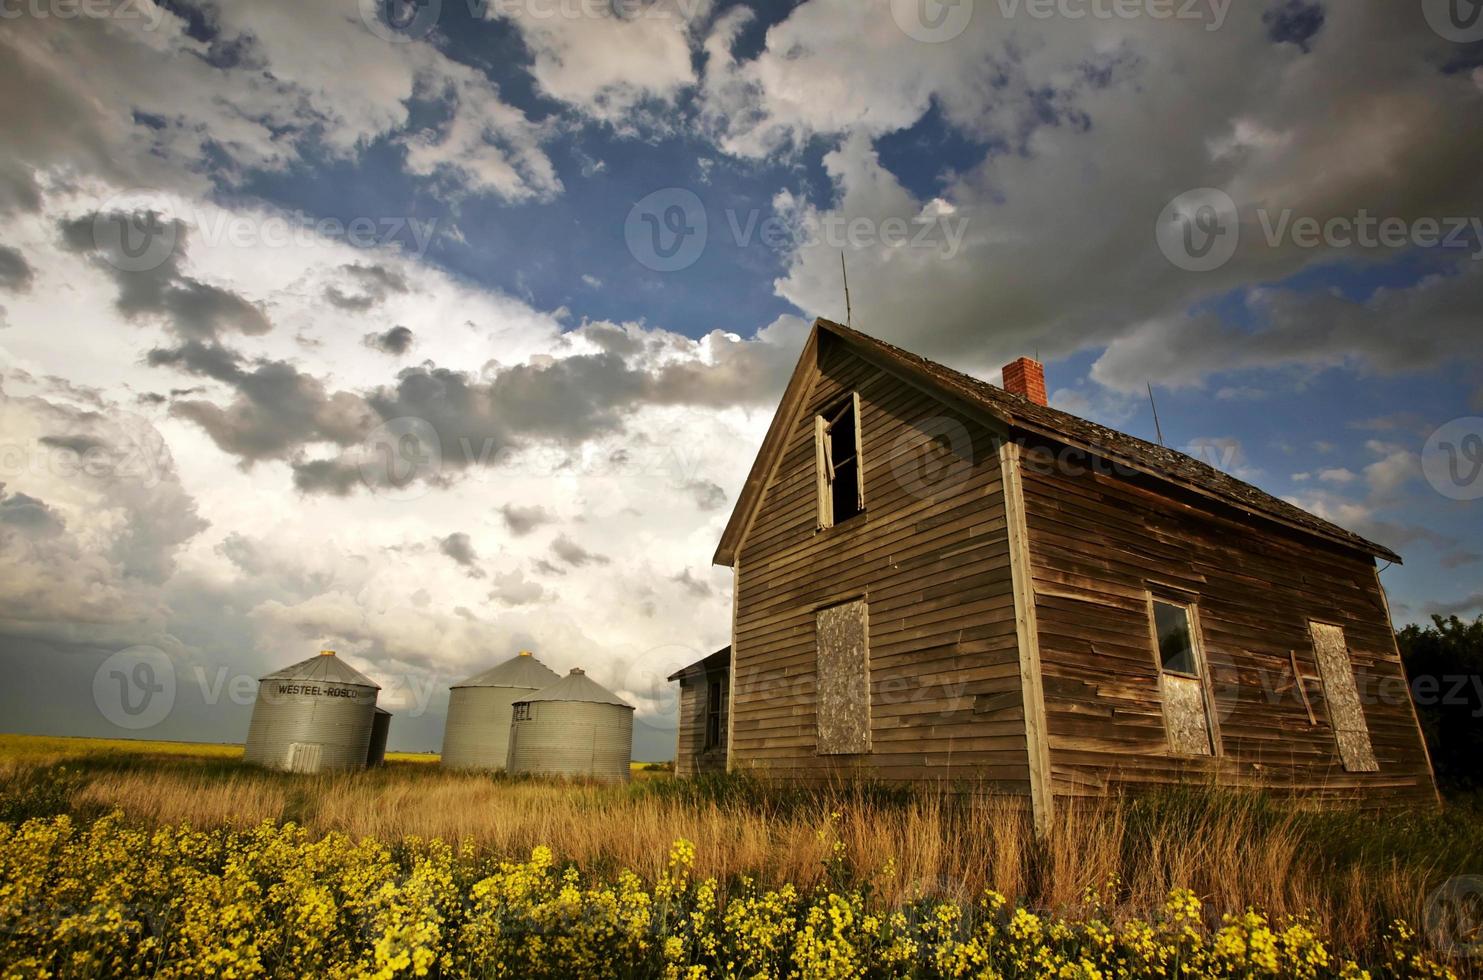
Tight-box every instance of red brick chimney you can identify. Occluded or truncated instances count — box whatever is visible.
[1002,357,1047,406]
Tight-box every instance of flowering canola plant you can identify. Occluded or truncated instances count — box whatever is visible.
[0,813,1458,979]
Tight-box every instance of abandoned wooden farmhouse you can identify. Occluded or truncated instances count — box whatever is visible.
[678,317,1437,828]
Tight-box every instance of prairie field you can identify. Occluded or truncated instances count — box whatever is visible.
[1,733,1479,978]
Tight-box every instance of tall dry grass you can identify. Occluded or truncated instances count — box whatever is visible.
[14,755,1469,959]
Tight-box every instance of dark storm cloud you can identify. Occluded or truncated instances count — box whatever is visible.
[59,210,271,340]
[0,244,33,291]
[498,503,556,536]
[0,487,65,536]
[671,568,711,598]
[438,532,485,578]
[149,342,375,464]
[364,325,414,355]
[551,535,608,567]
[682,479,727,511]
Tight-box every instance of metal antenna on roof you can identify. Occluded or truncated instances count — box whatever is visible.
[1147,382,1166,447]
[840,251,852,328]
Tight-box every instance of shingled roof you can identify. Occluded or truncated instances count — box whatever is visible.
[713,318,1400,566]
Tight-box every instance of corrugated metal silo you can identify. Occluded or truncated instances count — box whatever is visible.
[507,667,634,782]
[243,650,380,773]
[366,707,392,767]
[441,651,560,770]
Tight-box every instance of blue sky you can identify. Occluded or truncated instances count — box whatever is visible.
[0,0,1479,751]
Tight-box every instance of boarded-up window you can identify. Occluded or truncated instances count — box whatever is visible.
[815,393,864,529]
[1150,598,1215,757]
[1308,622,1379,773]
[816,599,870,754]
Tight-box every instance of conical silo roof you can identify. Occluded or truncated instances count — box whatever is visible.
[451,651,561,690]
[261,650,380,689]
[520,667,633,707]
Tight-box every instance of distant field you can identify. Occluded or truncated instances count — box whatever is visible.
[0,732,440,766]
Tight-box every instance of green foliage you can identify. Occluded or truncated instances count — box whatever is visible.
[1397,615,1483,790]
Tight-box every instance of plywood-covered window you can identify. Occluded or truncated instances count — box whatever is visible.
[815,393,864,529]
[1148,596,1217,757]
[816,598,870,754]
[1308,622,1379,772]
[703,678,724,751]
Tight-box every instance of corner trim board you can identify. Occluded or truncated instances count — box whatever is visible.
[999,440,1054,838]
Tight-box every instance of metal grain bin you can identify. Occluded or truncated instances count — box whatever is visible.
[507,668,634,782]
[243,650,379,773]
[366,707,392,767]
[440,651,561,770]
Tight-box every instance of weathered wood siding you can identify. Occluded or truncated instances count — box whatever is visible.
[675,672,727,777]
[1016,438,1436,803]
[731,339,1029,790]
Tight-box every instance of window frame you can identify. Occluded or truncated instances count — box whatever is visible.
[815,392,865,530]
[512,702,532,722]
[1144,591,1223,758]
[703,677,724,752]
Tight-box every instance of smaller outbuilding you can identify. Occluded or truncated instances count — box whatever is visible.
[507,668,634,782]
[668,647,730,777]
[366,707,392,767]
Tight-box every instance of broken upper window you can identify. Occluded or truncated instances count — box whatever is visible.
[1153,600,1198,676]
[815,393,864,528]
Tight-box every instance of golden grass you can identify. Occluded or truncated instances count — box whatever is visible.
[3,734,1459,959]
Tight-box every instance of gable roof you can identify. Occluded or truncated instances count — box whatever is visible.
[667,646,731,683]
[713,318,1400,567]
